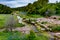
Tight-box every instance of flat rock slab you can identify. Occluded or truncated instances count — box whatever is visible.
[37,18,60,24]
[13,27,31,34]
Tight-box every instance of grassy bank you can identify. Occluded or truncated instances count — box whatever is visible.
[0,14,25,28]
[19,12,43,19]
[0,14,11,28]
[0,31,49,40]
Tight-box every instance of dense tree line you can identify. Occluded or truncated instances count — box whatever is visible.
[0,0,60,16]
[56,2,60,15]
[0,4,13,14]
[13,0,60,16]
[25,0,60,16]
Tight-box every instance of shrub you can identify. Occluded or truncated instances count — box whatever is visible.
[27,30,37,40]
[58,18,60,20]
[51,25,60,32]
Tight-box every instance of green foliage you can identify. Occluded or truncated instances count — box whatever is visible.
[51,25,60,32]
[0,14,25,29]
[0,31,49,40]
[56,2,60,15]
[0,0,60,16]
[27,30,37,40]
[0,14,11,29]
[7,32,23,40]
[38,4,56,16]
[15,23,25,27]
[25,0,57,17]
[35,35,49,40]
[58,18,60,20]
[0,32,27,40]
[38,0,48,6]
[0,4,12,14]
[27,30,49,40]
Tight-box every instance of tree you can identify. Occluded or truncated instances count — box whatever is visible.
[0,4,12,14]
[38,0,49,6]
[56,2,60,15]
[38,4,56,17]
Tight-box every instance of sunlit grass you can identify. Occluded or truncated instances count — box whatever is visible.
[0,14,11,28]
[19,13,43,19]
[0,31,49,40]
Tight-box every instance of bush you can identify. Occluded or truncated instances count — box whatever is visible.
[51,25,60,32]
[0,31,49,40]
[27,30,37,40]
[27,30,49,40]
[58,18,60,20]
[0,32,28,40]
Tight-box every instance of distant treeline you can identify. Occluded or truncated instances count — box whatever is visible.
[0,4,13,14]
[0,0,60,16]
[13,0,60,16]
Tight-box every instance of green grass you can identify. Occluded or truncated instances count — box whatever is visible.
[0,14,25,28]
[0,32,11,40]
[0,14,11,28]
[15,23,25,27]
[0,31,49,40]
[51,25,60,32]
[19,13,43,19]
[36,35,49,40]
[0,32,22,40]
